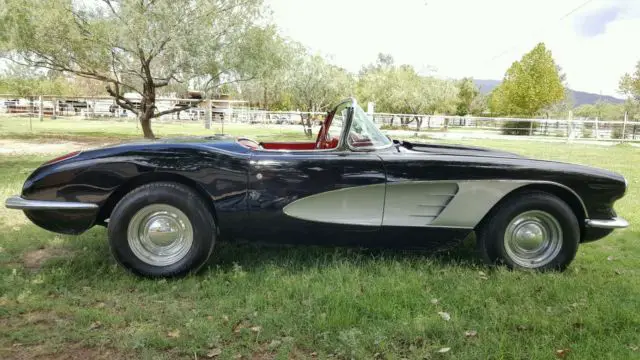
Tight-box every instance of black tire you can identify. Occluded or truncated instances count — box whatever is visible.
[476,191,580,271]
[108,182,216,277]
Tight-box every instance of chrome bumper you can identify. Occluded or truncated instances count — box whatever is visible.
[5,195,99,210]
[585,217,629,229]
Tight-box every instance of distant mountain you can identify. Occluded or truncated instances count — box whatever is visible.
[473,79,624,106]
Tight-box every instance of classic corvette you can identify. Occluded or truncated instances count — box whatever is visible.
[5,98,629,277]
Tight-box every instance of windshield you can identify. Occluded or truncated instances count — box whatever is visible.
[347,104,392,149]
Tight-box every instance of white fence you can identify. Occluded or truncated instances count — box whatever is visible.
[2,94,639,142]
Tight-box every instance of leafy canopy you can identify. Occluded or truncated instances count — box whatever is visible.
[489,43,565,116]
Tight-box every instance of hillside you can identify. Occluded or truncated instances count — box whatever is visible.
[473,79,624,106]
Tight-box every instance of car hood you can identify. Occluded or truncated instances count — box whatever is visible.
[399,140,524,159]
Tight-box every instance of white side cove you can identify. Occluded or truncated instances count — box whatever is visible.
[283,184,386,226]
[282,180,585,229]
[382,182,459,227]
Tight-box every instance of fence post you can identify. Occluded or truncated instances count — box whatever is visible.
[622,112,628,143]
[52,98,57,120]
[567,111,572,141]
[38,95,43,122]
[205,98,212,130]
[595,117,599,140]
[529,119,534,136]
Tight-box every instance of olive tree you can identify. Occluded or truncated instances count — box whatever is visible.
[0,0,268,138]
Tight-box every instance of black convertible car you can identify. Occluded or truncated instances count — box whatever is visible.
[6,99,628,277]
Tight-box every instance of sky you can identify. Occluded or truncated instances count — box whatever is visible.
[265,0,640,97]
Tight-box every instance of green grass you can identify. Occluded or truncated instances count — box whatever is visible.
[1,138,639,359]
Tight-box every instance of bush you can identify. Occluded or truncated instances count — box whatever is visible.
[501,120,538,135]
[611,124,624,139]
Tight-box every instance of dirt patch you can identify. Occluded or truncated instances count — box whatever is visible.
[23,248,73,269]
[0,139,111,155]
[1,344,132,360]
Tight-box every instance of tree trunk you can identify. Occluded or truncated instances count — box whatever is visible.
[416,116,422,131]
[139,83,157,139]
[139,112,154,138]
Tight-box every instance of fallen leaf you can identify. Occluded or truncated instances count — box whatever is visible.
[250,325,261,333]
[438,347,451,353]
[430,298,439,305]
[95,302,106,308]
[615,269,623,275]
[268,339,281,349]
[167,329,180,338]
[464,330,478,338]
[207,348,222,358]
[607,256,615,261]
[222,315,229,323]
[232,320,249,333]
[516,325,529,331]
[207,315,213,320]
[627,344,638,351]
[310,351,318,357]
[438,311,451,321]
[555,348,571,358]
[89,321,102,330]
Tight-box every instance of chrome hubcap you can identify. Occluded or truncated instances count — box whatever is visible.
[127,204,193,266]
[504,210,562,268]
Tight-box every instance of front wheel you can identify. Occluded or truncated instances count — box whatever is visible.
[476,191,580,271]
[108,182,216,277]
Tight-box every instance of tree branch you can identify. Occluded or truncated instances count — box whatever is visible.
[152,103,200,118]
[106,82,140,115]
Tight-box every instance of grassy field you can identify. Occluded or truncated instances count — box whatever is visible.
[0,131,639,359]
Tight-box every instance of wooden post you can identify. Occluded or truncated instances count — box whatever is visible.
[622,112,628,142]
[529,119,534,136]
[52,98,57,120]
[594,117,599,140]
[38,95,43,121]
[567,111,572,141]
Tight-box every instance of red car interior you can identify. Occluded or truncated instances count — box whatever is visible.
[238,108,343,151]
[260,141,317,150]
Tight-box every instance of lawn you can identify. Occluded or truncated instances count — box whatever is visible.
[0,135,639,359]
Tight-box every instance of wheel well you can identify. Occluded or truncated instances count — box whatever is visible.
[97,172,218,227]
[477,183,587,239]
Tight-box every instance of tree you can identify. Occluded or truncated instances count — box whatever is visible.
[489,43,565,135]
[619,61,640,101]
[289,54,353,112]
[490,43,565,116]
[0,0,268,138]
[455,77,480,116]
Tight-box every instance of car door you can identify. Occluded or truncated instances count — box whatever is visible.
[244,101,386,245]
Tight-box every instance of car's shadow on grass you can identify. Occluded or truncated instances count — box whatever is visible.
[204,234,483,274]
[2,224,484,278]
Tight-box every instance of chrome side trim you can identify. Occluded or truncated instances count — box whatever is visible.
[585,217,629,229]
[5,196,99,210]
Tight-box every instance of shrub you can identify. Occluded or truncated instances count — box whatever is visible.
[501,120,538,135]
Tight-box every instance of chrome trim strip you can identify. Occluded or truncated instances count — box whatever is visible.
[585,217,629,229]
[5,196,99,210]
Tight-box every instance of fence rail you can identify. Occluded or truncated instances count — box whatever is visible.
[1,95,639,142]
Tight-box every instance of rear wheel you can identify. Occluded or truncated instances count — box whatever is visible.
[476,191,580,271]
[108,182,216,277]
